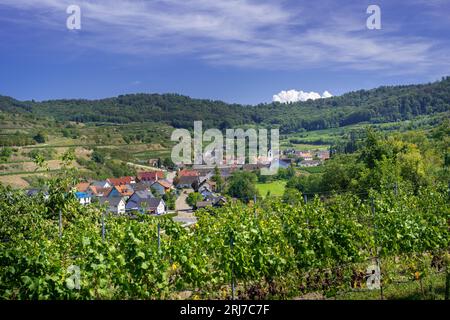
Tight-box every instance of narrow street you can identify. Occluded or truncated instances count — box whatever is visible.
[173,188,197,227]
[175,188,193,212]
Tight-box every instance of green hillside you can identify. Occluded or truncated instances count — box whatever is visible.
[1,77,449,133]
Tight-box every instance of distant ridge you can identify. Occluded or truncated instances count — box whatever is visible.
[1,77,449,134]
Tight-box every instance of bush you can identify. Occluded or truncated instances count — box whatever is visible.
[91,150,105,164]
[33,132,46,144]
[0,147,13,162]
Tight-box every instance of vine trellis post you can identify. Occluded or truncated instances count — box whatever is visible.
[371,197,384,300]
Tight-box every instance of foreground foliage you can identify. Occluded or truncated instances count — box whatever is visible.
[0,180,448,299]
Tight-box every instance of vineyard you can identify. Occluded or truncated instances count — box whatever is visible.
[0,177,448,300]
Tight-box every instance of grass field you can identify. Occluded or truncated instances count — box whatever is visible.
[256,180,287,198]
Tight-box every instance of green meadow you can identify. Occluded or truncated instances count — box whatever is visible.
[256,180,287,198]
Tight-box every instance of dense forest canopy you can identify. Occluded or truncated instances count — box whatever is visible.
[0,77,449,133]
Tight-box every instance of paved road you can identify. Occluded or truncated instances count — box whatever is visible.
[173,189,197,226]
[175,188,193,212]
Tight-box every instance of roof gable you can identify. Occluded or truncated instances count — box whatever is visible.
[152,179,172,189]
[75,182,91,192]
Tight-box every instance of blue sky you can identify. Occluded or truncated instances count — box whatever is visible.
[0,0,449,104]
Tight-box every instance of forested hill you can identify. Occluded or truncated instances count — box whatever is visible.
[1,77,449,134]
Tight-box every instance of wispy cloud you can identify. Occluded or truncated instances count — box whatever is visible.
[0,0,448,75]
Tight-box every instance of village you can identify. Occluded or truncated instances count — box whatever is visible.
[23,148,331,226]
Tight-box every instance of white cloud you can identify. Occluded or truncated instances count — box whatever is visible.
[322,90,333,98]
[273,90,333,103]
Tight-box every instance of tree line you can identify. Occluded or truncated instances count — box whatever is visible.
[1,77,449,134]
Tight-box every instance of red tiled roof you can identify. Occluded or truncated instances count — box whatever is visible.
[114,185,134,196]
[75,182,91,192]
[179,169,200,177]
[89,186,112,197]
[107,176,135,186]
[137,171,164,181]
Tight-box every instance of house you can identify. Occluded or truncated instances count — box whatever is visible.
[108,184,134,200]
[75,182,91,193]
[90,180,111,189]
[316,150,330,161]
[88,186,112,198]
[175,175,199,189]
[195,195,227,210]
[178,169,200,177]
[107,176,136,186]
[137,171,165,184]
[26,189,49,200]
[199,179,217,193]
[125,190,153,211]
[125,191,165,215]
[191,166,237,180]
[150,179,173,196]
[132,182,151,192]
[297,151,313,161]
[99,197,126,215]
[299,160,321,167]
[196,176,220,194]
[75,192,92,205]
[198,182,214,198]
[147,198,166,215]
[204,193,226,204]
